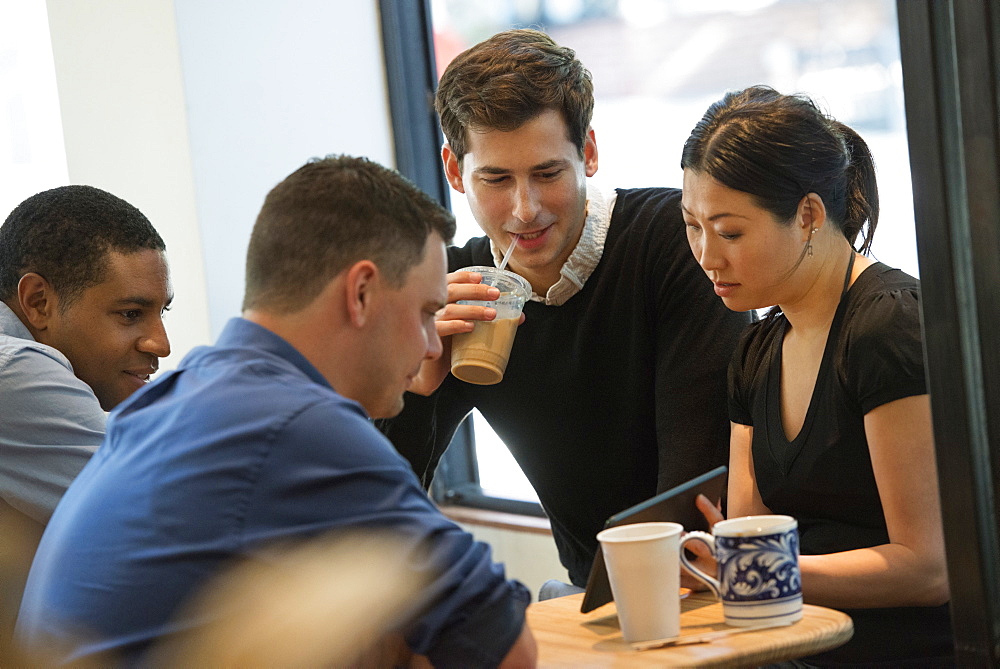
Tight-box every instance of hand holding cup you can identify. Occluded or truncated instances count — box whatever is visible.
[449,266,531,386]
[409,270,526,395]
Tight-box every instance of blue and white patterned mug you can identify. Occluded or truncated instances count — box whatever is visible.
[679,515,802,627]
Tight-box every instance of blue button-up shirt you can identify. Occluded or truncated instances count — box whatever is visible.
[18,317,529,667]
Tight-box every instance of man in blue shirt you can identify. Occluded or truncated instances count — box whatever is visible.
[18,156,536,667]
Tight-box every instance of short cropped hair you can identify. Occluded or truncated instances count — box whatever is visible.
[242,155,456,314]
[0,185,165,306]
[435,29,594,162]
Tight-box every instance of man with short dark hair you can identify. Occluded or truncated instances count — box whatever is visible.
[0,184,172,523]
[381,29,754,592]
[18,157,536,667]
[0,185,172,647]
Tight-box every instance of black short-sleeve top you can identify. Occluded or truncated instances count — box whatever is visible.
[727,263,954,665]
[728,262,925,556]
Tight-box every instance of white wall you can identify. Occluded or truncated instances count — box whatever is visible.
[45,0,395,357]
[46,0,210,371]
[171,0,395,337]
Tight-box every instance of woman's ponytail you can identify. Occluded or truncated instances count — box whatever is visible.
[833,120,879,255]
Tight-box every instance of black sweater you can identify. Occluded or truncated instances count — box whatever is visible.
[380,187,753,586]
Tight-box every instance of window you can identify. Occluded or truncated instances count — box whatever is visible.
[384,0,915,516]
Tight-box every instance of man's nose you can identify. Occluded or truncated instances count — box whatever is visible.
[137,318,171,358]
[512,183,541,224]
[425,327,443,362]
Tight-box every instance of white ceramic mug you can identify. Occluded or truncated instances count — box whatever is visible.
[596,522,684,643]
[679,515,802,627]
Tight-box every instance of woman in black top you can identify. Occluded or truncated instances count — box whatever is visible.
[679,86,953,666]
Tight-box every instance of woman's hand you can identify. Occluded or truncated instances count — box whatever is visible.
[680,494,725,591]
[680,534,717,591]
[695,493,724,527]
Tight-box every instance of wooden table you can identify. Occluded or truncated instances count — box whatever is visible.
[527,592,853,668]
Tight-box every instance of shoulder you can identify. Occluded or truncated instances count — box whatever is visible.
[0,337,104,518]
[0,338,100,409]
[0,335,74,376]
[278,394,412,469]
[732,314,782,376]
[611,187,684,227]
[117,343,354,447]
[838,264,926,410]
[605,187,690,264]
[447,237,493,272]
[283,394,377,440]
[727,314,781,422]
[843,264,921,347]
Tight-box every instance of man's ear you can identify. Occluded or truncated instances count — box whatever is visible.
[441,144,466,194]
[343,260,380,328]
[583,127,598,177]
[17,273,57,330]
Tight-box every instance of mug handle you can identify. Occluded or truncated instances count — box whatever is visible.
[679,531,721,599]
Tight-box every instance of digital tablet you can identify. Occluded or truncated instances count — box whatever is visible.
[579,465,727,613]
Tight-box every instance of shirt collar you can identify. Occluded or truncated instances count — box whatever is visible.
[489,181,616,306]
[216,317,332,390]
[0,301,34,341]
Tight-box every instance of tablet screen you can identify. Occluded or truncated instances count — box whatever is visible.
[579,465,727,613]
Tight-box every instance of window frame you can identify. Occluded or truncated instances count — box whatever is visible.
[429,418,548,518]
[897,0,1000,663]
[377,0,450,206]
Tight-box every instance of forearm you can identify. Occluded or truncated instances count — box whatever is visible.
[801,396,948,610]
[800,542,949,609]
[498,623,537,668]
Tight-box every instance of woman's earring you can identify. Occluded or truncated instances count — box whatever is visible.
[807,227,818,257]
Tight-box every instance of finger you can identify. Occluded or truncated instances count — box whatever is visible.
[696,494,724,526]
[436,320,475,338]
[437,304,497,325]
[447,269,485,284]
[681,556,717,584]
[683,538,713,560]
[447,280,500,304]
[681,572,710,592]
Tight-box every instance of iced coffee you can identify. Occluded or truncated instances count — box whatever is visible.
[450,266,531,385]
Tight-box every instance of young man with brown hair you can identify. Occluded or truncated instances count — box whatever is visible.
[382,30,754,593]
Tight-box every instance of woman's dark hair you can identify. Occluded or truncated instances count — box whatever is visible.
[680,85,879,254]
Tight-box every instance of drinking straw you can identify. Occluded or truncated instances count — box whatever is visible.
[498,234,519,272]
